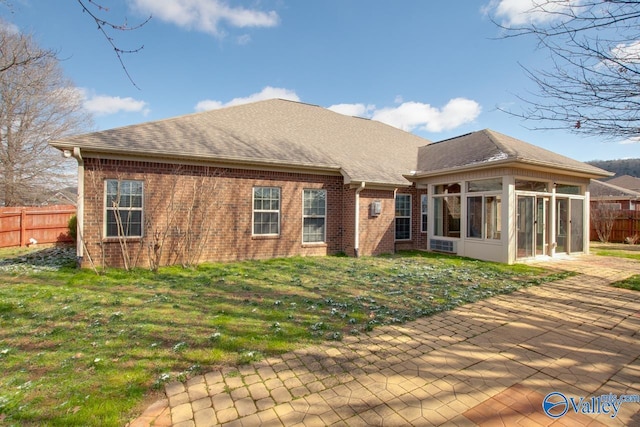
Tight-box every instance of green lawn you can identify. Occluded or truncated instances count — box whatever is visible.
[591,243,640,291]
[592,248,640,261]
[0,246,571,426]
[611,275,640,291]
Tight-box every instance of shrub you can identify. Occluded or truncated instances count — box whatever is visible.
[68,215,77,242]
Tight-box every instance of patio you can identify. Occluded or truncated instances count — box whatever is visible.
[130,253,640,426]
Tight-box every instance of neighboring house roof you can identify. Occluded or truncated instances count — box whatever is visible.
[51,99,429,187]
[41,187,78,206]
[589,179,640,200]
[412,129,612,179]
[605,174,640,192]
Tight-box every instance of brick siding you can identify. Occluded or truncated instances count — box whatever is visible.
[80,158,424,268]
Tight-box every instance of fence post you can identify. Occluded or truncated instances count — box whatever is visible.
[20,208,27,247]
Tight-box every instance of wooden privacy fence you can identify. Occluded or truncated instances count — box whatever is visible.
[590,209,640,243]
[0,205,76,248]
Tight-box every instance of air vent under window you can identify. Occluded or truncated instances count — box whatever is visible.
[430,239,456,253]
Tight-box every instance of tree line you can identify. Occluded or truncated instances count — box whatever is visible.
[587,159,640,179]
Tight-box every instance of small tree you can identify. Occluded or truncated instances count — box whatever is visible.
[144,167,222,270]
[590,201,619,243]
[0,23,92,206]
[172,168,222,268]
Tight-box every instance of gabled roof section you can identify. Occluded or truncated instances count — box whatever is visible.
[51,99,429,187]
[606,175,640,192]
[413,129,612,179]
[589,179,640,199]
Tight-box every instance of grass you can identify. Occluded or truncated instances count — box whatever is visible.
[592,248,640,261]
[591,241,640,261]
[591,242,640,291]
[0,245,572,426]
[611,275,640,291]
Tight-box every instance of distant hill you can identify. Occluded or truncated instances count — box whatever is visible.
[586,159,640,179]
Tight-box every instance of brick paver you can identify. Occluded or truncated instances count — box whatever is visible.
[127,254,640,426]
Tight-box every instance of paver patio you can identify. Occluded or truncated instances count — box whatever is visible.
[128,254,640,426]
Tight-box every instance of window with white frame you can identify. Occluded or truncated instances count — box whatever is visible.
[395,194,411,240]
[421,194,428,233]
[466,195,502,240]
[105,179,143,238]
[303,189,326,243]
[253,187,280,235]
[433,183,461,238]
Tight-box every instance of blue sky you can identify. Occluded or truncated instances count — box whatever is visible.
[3,0,639,162]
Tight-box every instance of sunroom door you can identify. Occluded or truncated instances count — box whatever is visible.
[556,199,568,253]
[517,196,534,258]
[536,197,549,256]
[570,199,584,253]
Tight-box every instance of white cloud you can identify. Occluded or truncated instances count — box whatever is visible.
[621,137,640,145]
[0,21,20,35]
[129,0,279,37]
[83,94,150,116]
[196,90,480,134]
[327,103,375,117]
[483,0,581,27]
[194,99,224,111]
[330,98,481,133]
[611,41,640,64]
[195,86,300,112]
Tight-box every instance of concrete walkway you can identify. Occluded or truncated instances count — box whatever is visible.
[129,255,640,426]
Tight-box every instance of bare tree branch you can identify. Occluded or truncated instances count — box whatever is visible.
[76,0,151,89]
[0,25,92,206]
[492,0,640,140]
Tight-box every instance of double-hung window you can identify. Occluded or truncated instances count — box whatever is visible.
[105,179,143,238]
[395,194,411,240]
[253,187,280,235]
[420,194,428,233]
[303,189,326,243]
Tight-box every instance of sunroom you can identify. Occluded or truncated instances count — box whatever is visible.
[406,130,612,264]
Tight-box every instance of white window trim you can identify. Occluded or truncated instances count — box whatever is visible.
[252,186,281,236]
[420,194,428,233]
[432,194,461,238]
[395,193,412,241]
[104,179,144,238]
[466,194,502,241]
[302,189,327,244]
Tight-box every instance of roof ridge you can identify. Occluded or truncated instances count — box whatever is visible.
[482,129,516,157]
[430,131,474,145]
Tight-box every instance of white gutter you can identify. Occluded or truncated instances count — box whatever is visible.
[354,182,366,257]
[71,147,84,265]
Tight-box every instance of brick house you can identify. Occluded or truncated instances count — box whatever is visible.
[589,179,640,211]
[50,99,611,268]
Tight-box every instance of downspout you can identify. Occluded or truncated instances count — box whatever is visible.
[354,182,365,257]
[71,147,84,266]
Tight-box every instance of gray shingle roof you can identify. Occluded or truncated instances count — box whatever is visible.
[52,103,611,185]
[589,179,640,198]
[414,129,611,178]
[51,99,429,186]
[606,175,640,192]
